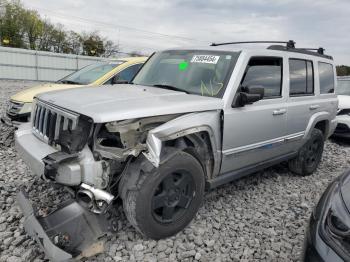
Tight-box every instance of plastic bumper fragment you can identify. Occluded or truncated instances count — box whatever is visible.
[17,190,111,261]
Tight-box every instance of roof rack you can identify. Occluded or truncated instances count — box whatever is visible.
[210,40,332,60]
[210,40,296,49]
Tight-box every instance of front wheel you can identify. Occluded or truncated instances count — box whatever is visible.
[123,150,205,239]
[289,128,324,176]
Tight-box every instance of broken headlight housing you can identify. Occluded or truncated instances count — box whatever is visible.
[57,115,94,154]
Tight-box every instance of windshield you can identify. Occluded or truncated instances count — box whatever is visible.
[58,62,123,85]
[337,79,350,95]
[132,50,239,98]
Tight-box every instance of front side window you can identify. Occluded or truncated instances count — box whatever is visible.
[240,57,283,98]
[337,79,350,95]
[319,62,335,94]
[132,50,239,98]
[289,59,314,96]
[58,62,123,85]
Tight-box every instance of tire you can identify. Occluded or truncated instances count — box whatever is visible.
[123,150,205,239]
[288,128,324,176]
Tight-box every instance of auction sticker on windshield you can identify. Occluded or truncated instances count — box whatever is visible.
[191,55,220,64]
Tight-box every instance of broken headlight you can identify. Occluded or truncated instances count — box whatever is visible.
[57,115,94,154]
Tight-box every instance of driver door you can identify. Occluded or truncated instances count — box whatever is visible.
[221,56,288,173]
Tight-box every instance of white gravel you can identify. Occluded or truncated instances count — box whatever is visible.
[0,79,349,262]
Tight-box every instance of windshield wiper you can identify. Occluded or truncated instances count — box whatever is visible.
[152,84,189,94]
[58,80,81,85]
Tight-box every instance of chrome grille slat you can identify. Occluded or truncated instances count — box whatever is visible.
[31,100,79,144]
[54,115,62,140]
[63,117,69,131]
[38,107,45,133]
[35,105,41,129]
[43,109,49,137]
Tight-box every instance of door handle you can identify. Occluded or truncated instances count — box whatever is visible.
[272,109,287,115]
[309,105,320,110]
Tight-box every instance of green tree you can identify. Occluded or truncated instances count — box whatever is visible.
[22,9,43,49]
[50,24,67,53]
[0,0,121,57]
[0,0,26,48]
[37,20,55,51]
[65,31,82,54]
[337,65,350,76]
[81,32,105,56]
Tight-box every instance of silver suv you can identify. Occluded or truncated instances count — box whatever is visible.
[15,41,338,260]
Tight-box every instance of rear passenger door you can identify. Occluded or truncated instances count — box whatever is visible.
[286,58,315,143]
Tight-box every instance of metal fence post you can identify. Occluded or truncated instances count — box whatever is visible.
[35,51,39,81]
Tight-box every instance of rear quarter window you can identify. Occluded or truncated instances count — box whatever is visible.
[318,62,335,94]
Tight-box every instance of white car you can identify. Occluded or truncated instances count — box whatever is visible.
[334,76,350,138]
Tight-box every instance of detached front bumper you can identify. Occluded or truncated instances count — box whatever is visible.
[17,190,111,261]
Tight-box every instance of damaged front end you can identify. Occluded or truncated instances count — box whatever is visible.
[17,189,113,261]
[15,99,182,260]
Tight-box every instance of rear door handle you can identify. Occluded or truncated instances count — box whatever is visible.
[309,105,320,110]
[272,109,287,115]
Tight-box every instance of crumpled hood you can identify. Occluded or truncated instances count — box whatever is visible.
[338,95,350,110]
[37,84,224,123]
[11,83,84,103]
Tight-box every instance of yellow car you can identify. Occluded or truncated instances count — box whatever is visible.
[2,56,147,125]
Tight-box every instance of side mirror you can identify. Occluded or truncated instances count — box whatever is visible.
[234,85,264,107]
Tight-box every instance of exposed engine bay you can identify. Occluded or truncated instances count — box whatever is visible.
[42,114,181,214]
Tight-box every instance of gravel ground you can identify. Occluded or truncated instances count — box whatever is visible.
[0,79,350,262]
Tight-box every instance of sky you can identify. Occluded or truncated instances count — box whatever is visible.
[21,0,350,65]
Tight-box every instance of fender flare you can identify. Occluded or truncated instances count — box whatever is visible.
[304,112,331,140]
[142,111,222,179]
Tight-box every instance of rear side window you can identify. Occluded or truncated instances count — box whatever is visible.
[241,57,283,98]
[289,59,314,96]
[318,62,335,94]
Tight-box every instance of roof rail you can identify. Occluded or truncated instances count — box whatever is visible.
[298,48,325,55]
[209,40,332,60]
[267,45,332,60]
[210,40,296,49]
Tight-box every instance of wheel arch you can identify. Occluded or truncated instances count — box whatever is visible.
[143,111,222,179]
[304,112,331,140]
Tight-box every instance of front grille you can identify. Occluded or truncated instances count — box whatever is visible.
[6,100,23,116]
[32,100,79,144]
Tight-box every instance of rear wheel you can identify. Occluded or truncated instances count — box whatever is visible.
[289,128,324,176]
[123,150,205,239]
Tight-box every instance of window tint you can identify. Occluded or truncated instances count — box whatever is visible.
[105,64,142,84]
[319,62,335,94]
[289,59,314,96]
[241,57,282,98]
